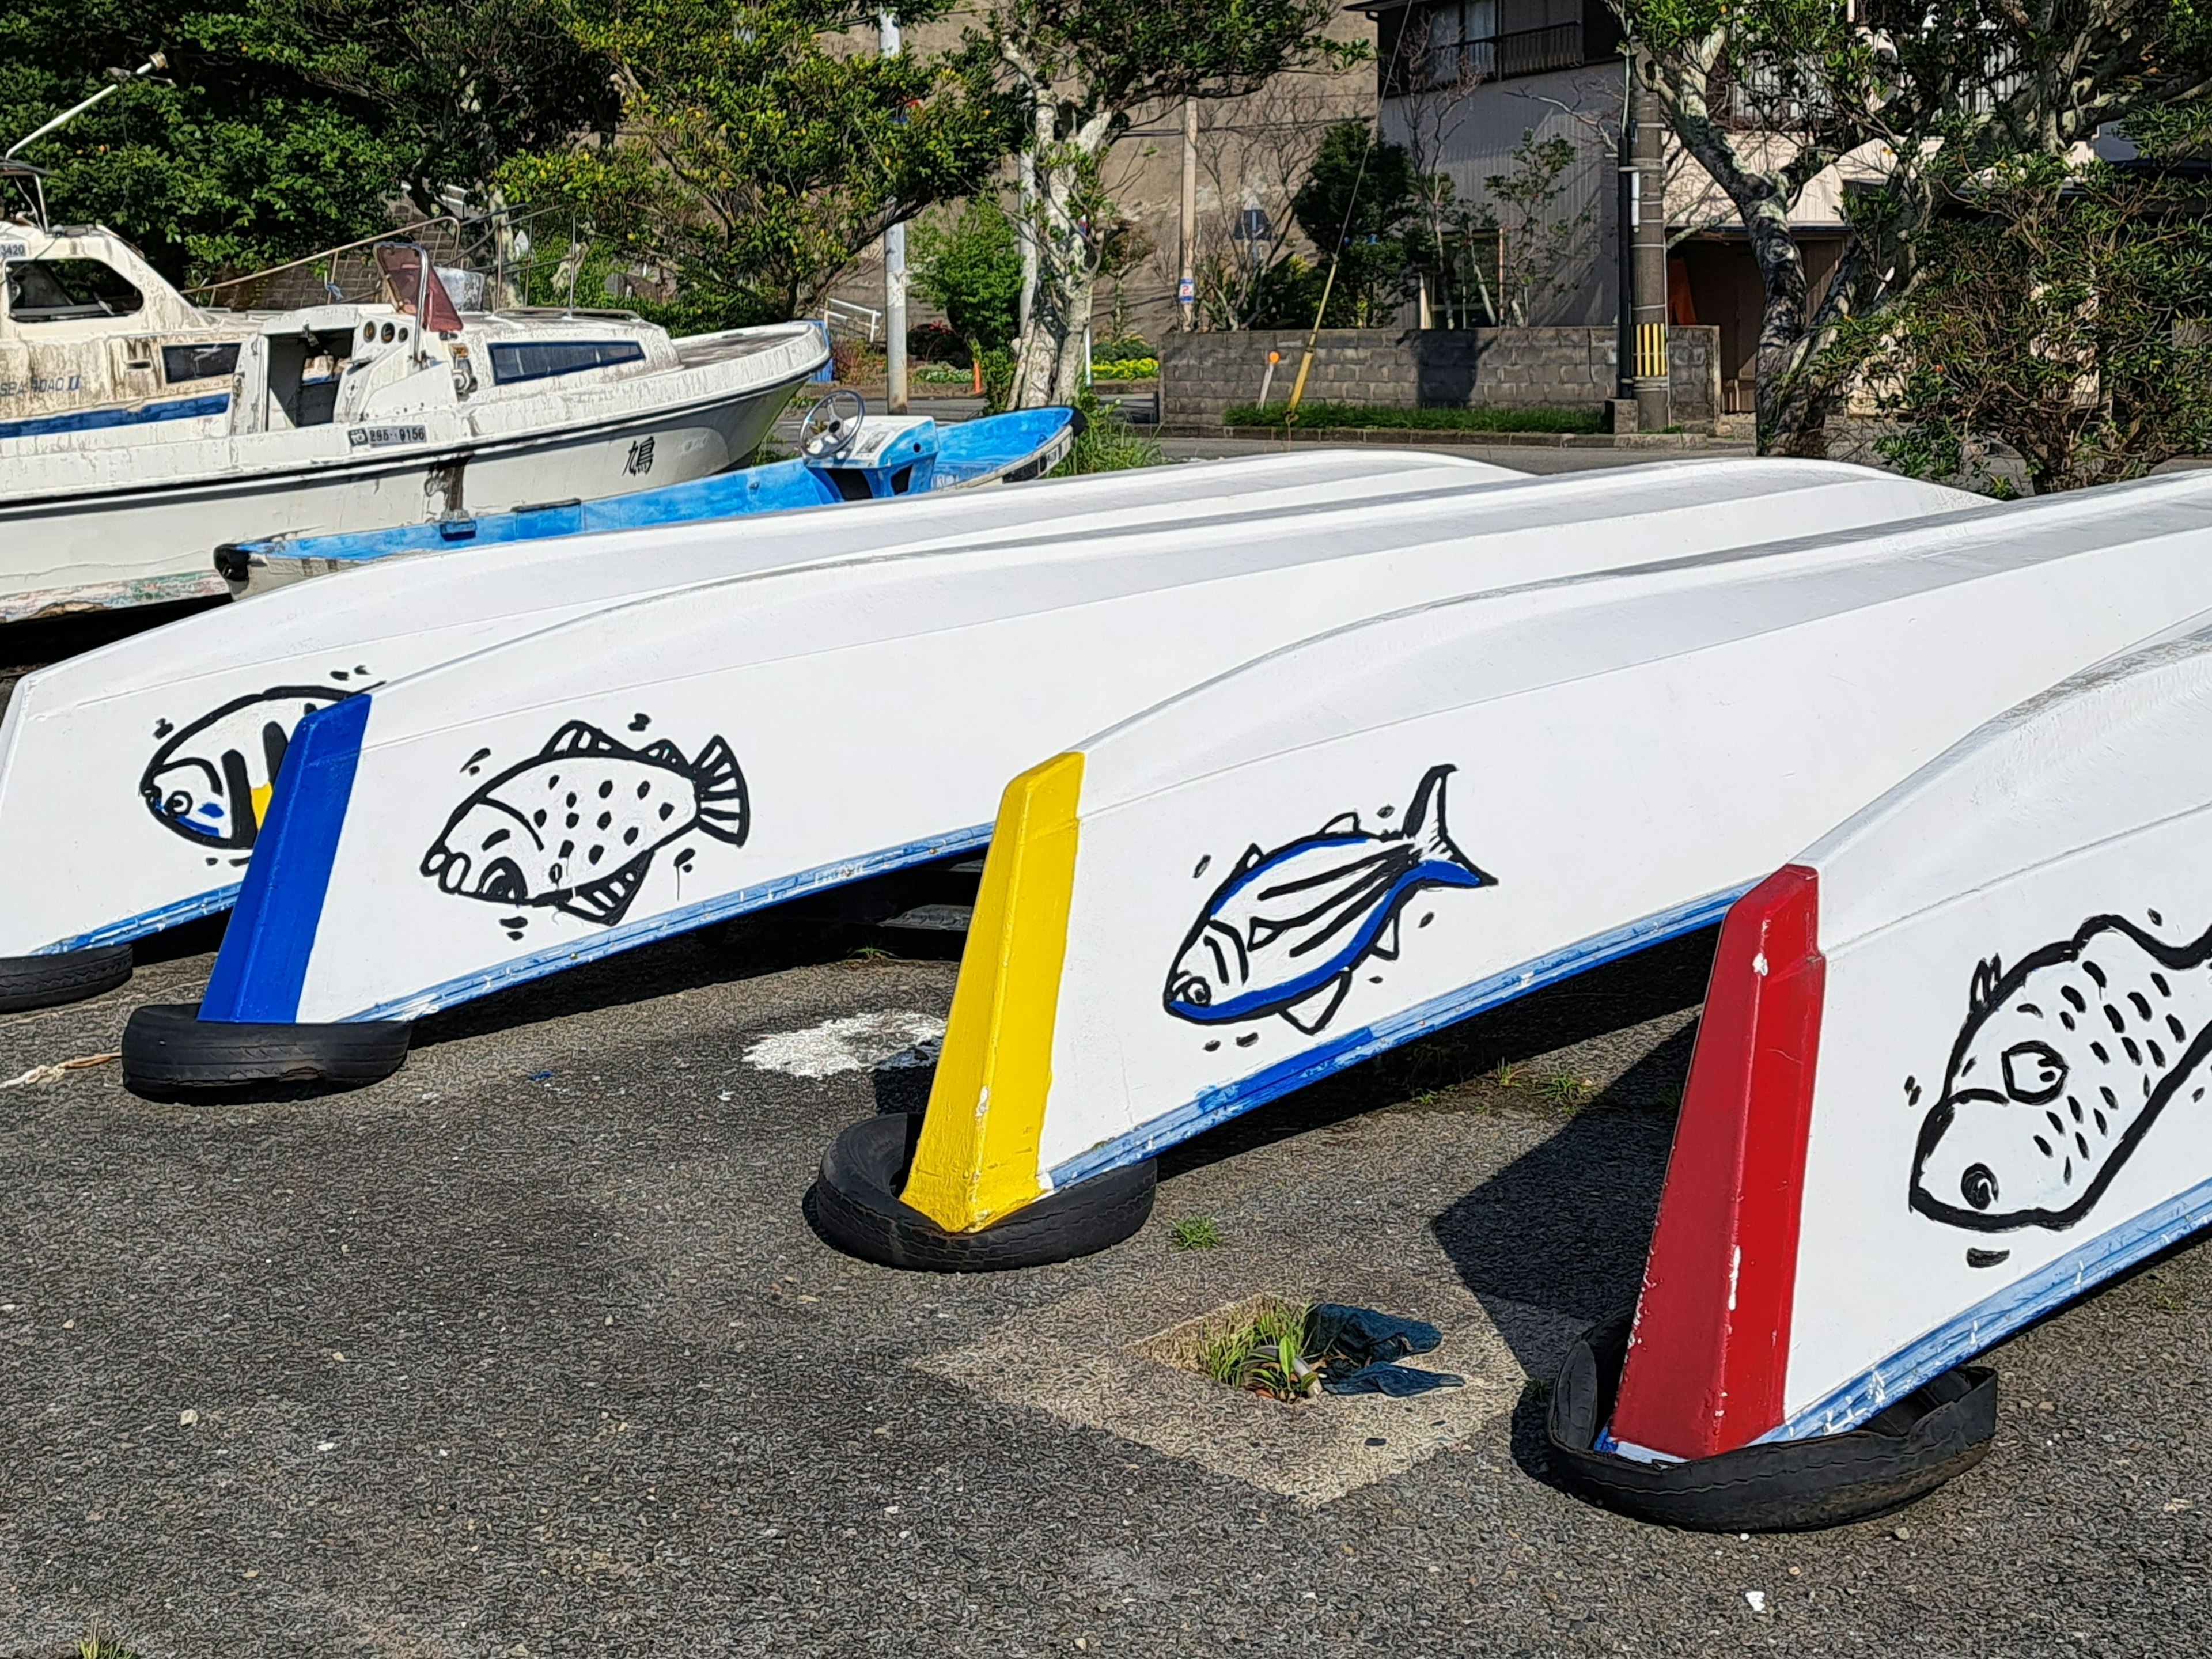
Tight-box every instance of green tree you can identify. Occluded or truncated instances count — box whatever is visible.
[202,0,616,217]
[1285,119,1419,327]
[1612,0,2212,454]
[911,194,1024,360]
[986,0,1352,406]
[0,2,403,283]
[503,0,1015,331]
[1861,161,2212,494]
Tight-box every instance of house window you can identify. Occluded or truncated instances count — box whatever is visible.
[487,339,647,385]
[1378,0,1620,94]
[3,258,143,323]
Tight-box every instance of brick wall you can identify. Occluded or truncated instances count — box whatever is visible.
[1160,325,1722,430]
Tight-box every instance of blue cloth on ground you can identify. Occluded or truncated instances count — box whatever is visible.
[1306,1303,1463,1396]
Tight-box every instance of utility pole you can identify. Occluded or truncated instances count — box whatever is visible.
[1177,99,1198,331]
[881,11,908,414]
[1620,49,1670,431]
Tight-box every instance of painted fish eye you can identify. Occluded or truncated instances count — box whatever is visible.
[1960,1162,1999,1211]
[162,790,194,816]
[2000,1040,2067,1104]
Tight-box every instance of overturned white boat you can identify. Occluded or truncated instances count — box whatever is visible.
[0,180,825,620]
[1550,609,2212,1531]
[832,471,2212,1276]
[108,460,1973,1093]
[0,448,1499,1012]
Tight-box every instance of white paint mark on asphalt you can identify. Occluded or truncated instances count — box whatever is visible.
[742,1010,946,1080]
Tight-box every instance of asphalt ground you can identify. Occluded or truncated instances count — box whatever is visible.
[0,892,2205,1658]
[0,445,2201,1657]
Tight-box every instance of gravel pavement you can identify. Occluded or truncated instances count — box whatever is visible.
[0,901,2204,1658]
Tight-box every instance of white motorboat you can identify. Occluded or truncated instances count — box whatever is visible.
[0,164,826,621]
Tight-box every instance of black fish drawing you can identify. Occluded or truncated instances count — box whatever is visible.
[1910,915,2212,1233]
[420,720,749,927]
[1162,764,1493,1036]
[141,683,363,850]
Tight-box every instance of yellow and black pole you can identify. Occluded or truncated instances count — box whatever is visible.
[1622,47,1671,431]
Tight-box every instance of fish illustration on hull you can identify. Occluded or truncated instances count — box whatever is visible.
[1911,914,2212,1233]
[1164,764,1494,1036]
[141,683,363,850]
[421,719,749,928]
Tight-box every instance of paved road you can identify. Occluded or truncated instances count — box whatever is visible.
[0,896,2203,1657]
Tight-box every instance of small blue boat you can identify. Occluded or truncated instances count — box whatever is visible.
[214,397,1082,597]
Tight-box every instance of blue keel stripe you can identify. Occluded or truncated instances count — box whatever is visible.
[197,694,372,1023]
[1763,1174,2212,1444]
[1048,882,1753,1190]
[343,824,994,1024]
[0,393,230,442]
[37,882,243,955]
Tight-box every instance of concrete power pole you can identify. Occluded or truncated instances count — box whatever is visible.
[1178,100,1198,331]
[881,11,908,414]
[1622,50,1669,431]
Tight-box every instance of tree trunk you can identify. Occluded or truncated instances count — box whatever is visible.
[1010,105,1111,409]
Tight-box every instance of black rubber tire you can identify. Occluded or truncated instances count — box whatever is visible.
[1545,1315,1997,1532]
[122,1002,412,1095]
[0,945,132,1013]
[813,1111,1154,1271]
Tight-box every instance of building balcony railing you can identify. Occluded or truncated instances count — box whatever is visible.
[1418,21,1585,89]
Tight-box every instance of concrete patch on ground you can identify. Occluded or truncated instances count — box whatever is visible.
[740,1010,945,1079]
[917,1261,1581,1506]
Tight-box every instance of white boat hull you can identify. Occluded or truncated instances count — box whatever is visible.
[0,451,1495,982]
[177,461,1968,1032]
[0,375,800,622]
[891,472,2212,1242]
[1609,586,2212,1470]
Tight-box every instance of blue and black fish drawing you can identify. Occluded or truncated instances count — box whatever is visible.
[1163,764,1493,1036]
[141,681,365,850]
[1911,914,2212,1236]
[421,719,749,927]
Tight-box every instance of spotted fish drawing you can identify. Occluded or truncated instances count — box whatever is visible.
[421,720,749,927]
[1163,764,1494,1036]
[1911,915,2212,1233]
[140,683,362,850]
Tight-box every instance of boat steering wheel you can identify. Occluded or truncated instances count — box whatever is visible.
[800,390,866,461]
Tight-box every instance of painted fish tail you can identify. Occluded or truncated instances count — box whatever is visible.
[1401,764,1490,885]
[688,734,751,845]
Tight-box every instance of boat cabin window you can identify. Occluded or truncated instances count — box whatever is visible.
[3,257,144,323]
[162,342,241,383]
[488,338,646,385]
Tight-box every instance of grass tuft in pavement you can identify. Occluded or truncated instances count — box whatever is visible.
[1168,1215,1224,1252]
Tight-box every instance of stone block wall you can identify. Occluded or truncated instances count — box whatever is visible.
[1160,325,1722,430]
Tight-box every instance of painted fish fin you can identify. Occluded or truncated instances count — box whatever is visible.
[1320,810,1361,835]
[1400,763,1493,887]
[1369,911,1402,961]
[1279,972,1352,1036]
[639,738,685,767]
[541,720,626,759]
[1234,842,1266,876]
[555,851,654,927]
[687,734,751,844]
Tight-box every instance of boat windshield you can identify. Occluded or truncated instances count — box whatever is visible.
[4,257,144,323]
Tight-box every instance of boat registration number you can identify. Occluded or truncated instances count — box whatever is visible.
[349,425,428,449]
